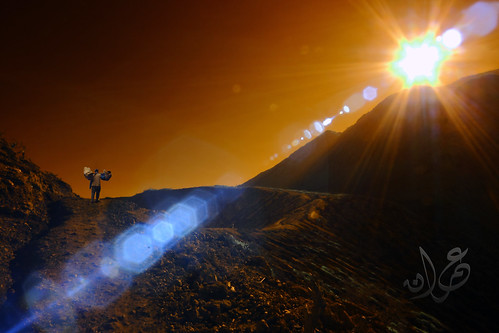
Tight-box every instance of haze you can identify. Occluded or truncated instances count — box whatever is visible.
[1,0,498,197]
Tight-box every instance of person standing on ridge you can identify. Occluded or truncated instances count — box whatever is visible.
[84,167,112,203]
[90,169,102,203]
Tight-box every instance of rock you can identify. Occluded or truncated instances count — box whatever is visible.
[200,281,228,300]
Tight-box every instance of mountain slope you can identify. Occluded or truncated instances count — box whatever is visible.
[0,135,75,304]
[1,187,453,332]
[245,131,341,190]
[244,71,499,247]
[245,71,498,222]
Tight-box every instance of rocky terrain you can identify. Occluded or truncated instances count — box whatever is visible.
[0,136,74,307]
[1,185,449,333]
[0,70,498,332]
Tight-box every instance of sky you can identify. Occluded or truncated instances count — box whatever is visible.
[1,0,498,198]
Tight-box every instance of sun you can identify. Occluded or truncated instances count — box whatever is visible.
[390,33,451,87]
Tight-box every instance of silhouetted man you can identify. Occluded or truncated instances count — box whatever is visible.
[86,168,112,203]
[90,169,102,203]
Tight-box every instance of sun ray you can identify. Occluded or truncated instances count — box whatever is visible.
[433,84,499,180]
[352,0,407,44]
[337,89,413,199]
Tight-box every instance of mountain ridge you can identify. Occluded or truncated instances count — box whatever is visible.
[244,70,499,225]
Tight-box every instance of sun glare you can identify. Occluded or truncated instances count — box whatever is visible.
[390,33,451,87]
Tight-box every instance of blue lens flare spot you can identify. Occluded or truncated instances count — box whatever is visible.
[304,130,312,139]
[100,256,120,278]
[363,86,378,101]
[313,121,324,134]
[169,203,198,237]
[151,220,174,245]
[114,225,160,274]
[463,1,498,37]
[123,233,153,264]
[184,195,209,223]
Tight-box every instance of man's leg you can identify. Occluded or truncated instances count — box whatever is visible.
[91,187,96,203]
[95,186,101,202]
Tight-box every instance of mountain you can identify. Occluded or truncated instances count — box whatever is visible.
[245,131,341,191]
[242,70,499,331]
[245,71,498,226]
[244,70,499,258]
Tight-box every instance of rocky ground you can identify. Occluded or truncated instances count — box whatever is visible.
[0,186,471,333]
[0,135,74,311]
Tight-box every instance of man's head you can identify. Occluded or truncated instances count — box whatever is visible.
[95,169,99,173]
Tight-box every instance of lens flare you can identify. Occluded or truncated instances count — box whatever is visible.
[323,117,333,126]
[390,32,451,87]
[442,29,463,49]
[124,234,153,264]
[100,257,120,278]
[313,121,324,134]
[151,220,174,245]
[462,1,498,37]
[169,203,198,237]
[363,86,378,101]
[304,130,312,139]
[343,93,365,113]
[114,225,159,274]
[4,190,219,333]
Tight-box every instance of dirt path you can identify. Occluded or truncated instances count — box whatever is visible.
[29,198,110,274]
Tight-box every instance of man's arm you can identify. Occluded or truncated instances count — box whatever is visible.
[100,170,112,181]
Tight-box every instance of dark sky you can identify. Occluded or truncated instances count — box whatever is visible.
[1,0,498,197]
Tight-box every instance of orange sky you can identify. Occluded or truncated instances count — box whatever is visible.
[1,0,498,198]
